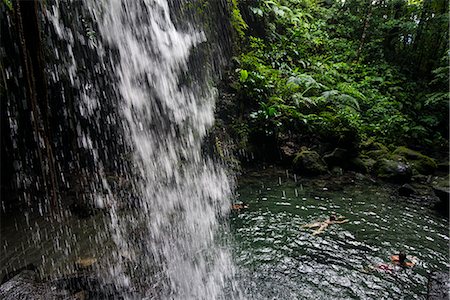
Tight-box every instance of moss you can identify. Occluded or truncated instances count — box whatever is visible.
[364,149,389,160]
[230,0,248,39]
[361,138,389,152]
[392,146,437,175]
[293,150,327,175]
[374,158,412,183]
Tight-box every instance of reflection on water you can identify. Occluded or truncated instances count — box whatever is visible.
[232,167,448,300]
[0,211,112,279]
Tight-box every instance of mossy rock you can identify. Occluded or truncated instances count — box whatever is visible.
[293,150,328,175]
[361,139,389,152]
[360,157,377,172]
[323,148,349,167]
[374,158,412,183]
[348,157,368,174]
[392,146,437,175]
[364,149,390,160]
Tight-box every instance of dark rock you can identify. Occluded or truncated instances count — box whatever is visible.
[348,157,368,173]
[374,159,412,183]
[365,149,389,160]
[331,166,343,176]
[280,141,300,162]
[432,176,449,216]
[1,264,37,284]
[0,269,72,300]
[393,146,437,175]
[323,148,348,167]
[398,184,417,196]
[412,174,429,183]
[293,150,328,175]
[427,271,449,300]
[433,186,449,201]
[437,162,449,173]
[360,139,389,152]
[52,275,124,300]
[360,157,377,172]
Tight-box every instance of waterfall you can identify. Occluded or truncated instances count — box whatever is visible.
[46,0,236,298]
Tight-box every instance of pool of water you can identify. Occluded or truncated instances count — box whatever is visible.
[231,167,449,299]
[1,167,448,299]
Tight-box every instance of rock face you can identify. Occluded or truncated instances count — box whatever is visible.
[374,159,412,183]
[293,150,328,175]
[393,146,437,175]
[427,271,449,300]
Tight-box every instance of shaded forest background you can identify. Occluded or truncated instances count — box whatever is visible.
[221,0,449,163]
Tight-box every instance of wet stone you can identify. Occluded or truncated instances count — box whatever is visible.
[398,184,417,197]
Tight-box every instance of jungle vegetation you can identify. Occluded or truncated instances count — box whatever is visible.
[226,0,449,158]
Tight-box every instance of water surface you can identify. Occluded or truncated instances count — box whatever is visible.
[231,167,448,299]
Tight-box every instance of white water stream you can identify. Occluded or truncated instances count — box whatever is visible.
[47,0,236,298]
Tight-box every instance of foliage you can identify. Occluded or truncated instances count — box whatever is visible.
[228,0,449,152]
[230,0,248,39]
[3,0,13,11]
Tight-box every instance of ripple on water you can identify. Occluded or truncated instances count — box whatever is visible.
[231,170,448,299]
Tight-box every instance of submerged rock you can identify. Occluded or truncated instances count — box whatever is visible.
[374,159,412,183]
[398,184,417,197]
[393,146,437,175]
[293,150,328,175]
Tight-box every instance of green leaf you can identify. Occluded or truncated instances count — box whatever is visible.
[239,69,249,82]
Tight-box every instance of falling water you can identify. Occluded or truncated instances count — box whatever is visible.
[46,0,235,298]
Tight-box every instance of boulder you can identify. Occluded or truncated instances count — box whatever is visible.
[374,158,412,183]
[398,184,417,197]
[293,150,328,175]
[331,166,343,176]
[360,138,389,152]
[361,139,390,159]
[427,271,449,300]
[348,157,368,173]
[437,162,449,173]
[393,146,437,175]
[432,176,449,216]
[0,269,72,300]
[360,157,377,172]
[365,149,390,160]
[323,148,348,167]
[280,141,300,162]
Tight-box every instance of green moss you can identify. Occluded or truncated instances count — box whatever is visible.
[364,149,389,160]
[374,158,412,183]
[392,146,437,175]
[230,0,248,39]
[293,150,327,175]
[360,138,389,152]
